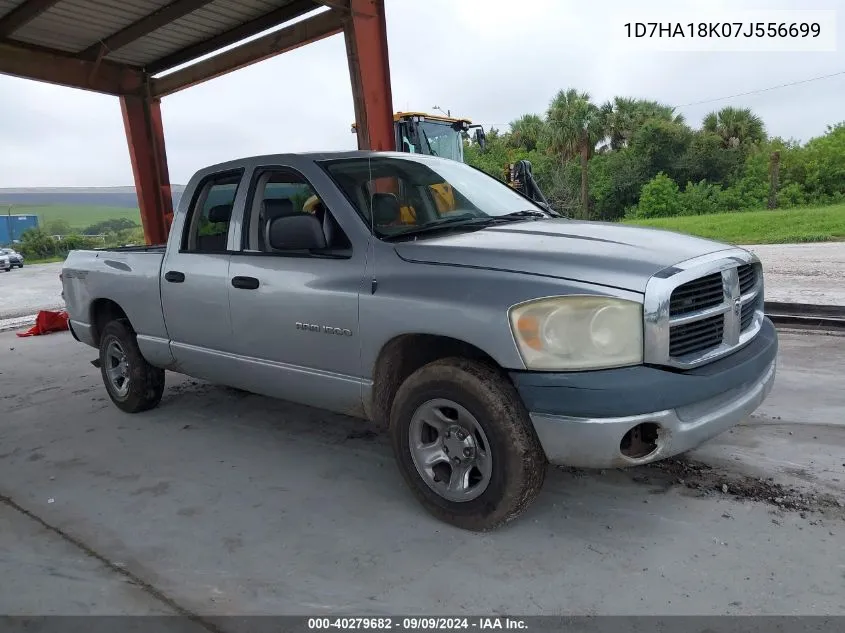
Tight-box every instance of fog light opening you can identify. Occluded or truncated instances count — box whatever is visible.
[620,422,661,459]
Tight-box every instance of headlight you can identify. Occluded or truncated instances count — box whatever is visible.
[509,296,643,370]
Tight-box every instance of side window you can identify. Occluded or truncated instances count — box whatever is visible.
[182,172,242,253]
[244,169,351,254]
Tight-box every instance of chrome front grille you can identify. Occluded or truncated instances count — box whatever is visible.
[644,248,765,369]
[669,272,724,317]
[669,313,725,357]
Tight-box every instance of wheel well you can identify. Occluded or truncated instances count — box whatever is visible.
[90,299,129,345]
[370,334,503,426]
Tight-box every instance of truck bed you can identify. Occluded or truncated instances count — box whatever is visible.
[93,244,167,253]
[62,248,169,345]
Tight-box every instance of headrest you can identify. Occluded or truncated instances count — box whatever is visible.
[207,204,232,224]
[262,198,294,220]
[266,214,327,251]
[371,193,400,225]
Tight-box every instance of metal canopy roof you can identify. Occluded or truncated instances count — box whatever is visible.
[0,0,346,96]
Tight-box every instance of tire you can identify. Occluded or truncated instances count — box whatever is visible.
[98,319,165,413]
[389,357,546,531]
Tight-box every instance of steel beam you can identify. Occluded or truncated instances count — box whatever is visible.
[77,0,217,61]
[343,0,394,151]
[146,0,319,74]
[0,40,144,94]
[0,0,61,38]
[120,95,173,245]
[150,7,343,97]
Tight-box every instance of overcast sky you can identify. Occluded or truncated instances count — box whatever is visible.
[1,0,842,187]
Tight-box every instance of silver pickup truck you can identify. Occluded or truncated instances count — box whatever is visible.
[61,151,778,530]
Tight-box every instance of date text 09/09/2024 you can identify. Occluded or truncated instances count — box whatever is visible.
[307,617,527,630]
[624,22,821,38]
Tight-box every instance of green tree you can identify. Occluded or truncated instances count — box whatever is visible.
[702,106,766,149]
[588,148,650,220]
[507,114,546,152]
[543,88,605,217]
[18,228,58,259]
[44,218,72,236]
[83,217,139,235]
[677,131,745,186]
[628,118,693,182]
[631,172,682,218]
[600,97,684,151]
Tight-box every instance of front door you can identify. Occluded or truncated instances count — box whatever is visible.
[226,166,368,416]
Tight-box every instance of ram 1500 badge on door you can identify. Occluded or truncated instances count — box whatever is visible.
[61,151,778,530]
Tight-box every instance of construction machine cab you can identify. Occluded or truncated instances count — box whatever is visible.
[394,112,487,162]
[351,112,486,162]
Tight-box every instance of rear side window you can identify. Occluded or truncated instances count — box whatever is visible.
[181,171,243,253]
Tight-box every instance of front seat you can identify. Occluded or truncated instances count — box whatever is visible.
[258,198,295,250]
[371,193,401,227]
[196,204,232,251]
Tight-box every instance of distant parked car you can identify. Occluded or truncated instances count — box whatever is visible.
[1,248,23,268]
[0,252,9,272]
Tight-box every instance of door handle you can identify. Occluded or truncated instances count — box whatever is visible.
[231,276,260,290]
[164,270,185,283]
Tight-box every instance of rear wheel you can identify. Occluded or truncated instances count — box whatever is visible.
[389,357,546,531]
[99,320,165,413]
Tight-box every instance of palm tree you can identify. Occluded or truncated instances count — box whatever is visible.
[703,106,766,148]
[543,88,605,217]
[600,97,685,151]
[507,114,545,152]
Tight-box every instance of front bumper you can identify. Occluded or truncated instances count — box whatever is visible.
[511,318,778,469]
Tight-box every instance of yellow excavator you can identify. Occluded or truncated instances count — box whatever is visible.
[350,111,550,222]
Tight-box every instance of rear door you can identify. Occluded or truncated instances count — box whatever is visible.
[160,169,243,379]
[225,165,367,415]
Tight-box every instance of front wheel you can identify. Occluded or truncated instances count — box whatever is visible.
[99,319,165,413]
[389,358,546,531]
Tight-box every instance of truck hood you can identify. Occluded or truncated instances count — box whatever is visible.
[392,219,735,293]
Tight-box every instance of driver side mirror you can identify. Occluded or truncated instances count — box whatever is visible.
[474,128,487,151]
[267,214,326,252]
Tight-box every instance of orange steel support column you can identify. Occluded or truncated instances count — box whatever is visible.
[344,0,395,151]
[120,94,174,245]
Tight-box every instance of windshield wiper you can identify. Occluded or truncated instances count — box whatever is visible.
[419,128,438,157]
[381,215,492,241]
[381,207,564,242]
[496,210,549,219]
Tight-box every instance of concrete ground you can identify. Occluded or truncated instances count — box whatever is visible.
[0,261,64,321]
[741,242,845,306]
[1,329,843,619]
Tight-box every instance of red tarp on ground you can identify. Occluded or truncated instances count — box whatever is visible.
[16,310,70,337]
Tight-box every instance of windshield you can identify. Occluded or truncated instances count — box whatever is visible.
[416,121,464,162]
[322,154,552,239]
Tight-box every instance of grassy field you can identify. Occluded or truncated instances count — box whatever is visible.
[625,203,845,245]
[11,205,141,230]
